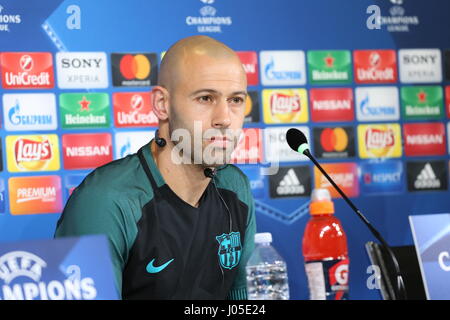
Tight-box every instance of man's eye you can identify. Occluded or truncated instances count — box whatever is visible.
[230,97,244,104]
[198,95,213,103]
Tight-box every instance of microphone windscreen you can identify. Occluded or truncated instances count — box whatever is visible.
[286,128,308,152]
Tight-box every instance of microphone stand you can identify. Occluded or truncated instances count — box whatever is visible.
[304,148,407,300]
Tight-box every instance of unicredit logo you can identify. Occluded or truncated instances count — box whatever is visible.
[20,55,33,71]
[1,52,54,89]
[113,92,158,127]
[354,50,397,83]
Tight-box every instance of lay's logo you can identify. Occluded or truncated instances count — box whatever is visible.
[365,128,395,149]
[6,135,60,172]
[263,89,308,123]
[270,92,300,114]
[358,124,402,158]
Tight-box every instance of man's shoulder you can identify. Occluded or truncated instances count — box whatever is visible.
[216,165,251,201]
[75,152,152,201]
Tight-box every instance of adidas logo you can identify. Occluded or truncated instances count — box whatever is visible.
[276,169,305,195]
[414,163,441,189]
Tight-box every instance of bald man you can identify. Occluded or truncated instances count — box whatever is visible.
[54,36,256,300]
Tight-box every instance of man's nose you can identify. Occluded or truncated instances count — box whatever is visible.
[212,100,231,128]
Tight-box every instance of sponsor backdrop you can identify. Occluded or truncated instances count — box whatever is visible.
[0,0,449,300]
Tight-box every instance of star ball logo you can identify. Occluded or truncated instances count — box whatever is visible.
[111,53,157,87]
[1,52,54,89]
[313,127,355,159]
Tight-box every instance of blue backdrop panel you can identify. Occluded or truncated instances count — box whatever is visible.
[0,0,449,300]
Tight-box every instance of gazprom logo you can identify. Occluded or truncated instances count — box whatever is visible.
[8,100,53,126]
[3,94,57,131]
[264,57,301,81]
[260,51,306,86]
[0,251,46,284]
[355,87,399,121]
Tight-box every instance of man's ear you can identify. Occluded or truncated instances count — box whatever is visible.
[151,86,170,121]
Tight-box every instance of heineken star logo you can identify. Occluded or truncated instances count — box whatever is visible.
[324,54,335,68]
[417,91,427,103]
[78,96,91,111]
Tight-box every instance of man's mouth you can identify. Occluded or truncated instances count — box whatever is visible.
[208,136,233,148]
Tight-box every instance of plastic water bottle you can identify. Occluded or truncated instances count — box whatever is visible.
[302,188,350,300]
[245,232,289,300]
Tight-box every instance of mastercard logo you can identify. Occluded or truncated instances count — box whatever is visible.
[245,94,253,117]
[119,54,151,80]
[320,128,348,152]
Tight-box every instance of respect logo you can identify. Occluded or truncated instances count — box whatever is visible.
[6,135,60,172]
[262,89,308,123]
[358,124,402,158]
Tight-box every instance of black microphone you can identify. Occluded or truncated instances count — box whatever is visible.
[286,128,407,300]
[204,167,216,178]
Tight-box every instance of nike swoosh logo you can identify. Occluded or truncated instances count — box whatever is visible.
[146,258,174,274]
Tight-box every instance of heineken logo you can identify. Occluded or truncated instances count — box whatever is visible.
[401,86,443,120]
[59,93,110,129]
[307,50,352,84]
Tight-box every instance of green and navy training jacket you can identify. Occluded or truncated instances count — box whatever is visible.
[54,140,256,300]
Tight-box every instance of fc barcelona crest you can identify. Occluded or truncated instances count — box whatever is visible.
[216,232,242,270]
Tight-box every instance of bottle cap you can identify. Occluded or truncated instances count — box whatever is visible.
[309,188,334,215]
[254,232,272,244]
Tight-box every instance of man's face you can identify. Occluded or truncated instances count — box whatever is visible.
[168,54,247,167]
